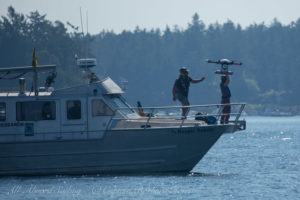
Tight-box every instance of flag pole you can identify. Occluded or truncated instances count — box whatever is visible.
[32,47,38,96]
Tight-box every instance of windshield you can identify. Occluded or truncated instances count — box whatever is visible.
[112,97,134,115]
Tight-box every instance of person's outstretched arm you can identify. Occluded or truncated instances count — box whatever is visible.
[191,77,205,83]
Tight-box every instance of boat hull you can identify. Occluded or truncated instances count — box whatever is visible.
[0,125,228,175]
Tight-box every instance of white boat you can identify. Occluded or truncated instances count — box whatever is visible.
[0,58,246,175]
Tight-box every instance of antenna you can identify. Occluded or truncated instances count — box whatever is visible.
[86,11,88,36]
[79,7,89,59]
[85,10,88,58]
[80,7,84,37]
[76,7,98,83]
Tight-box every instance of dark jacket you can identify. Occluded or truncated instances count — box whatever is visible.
[220,83,231,101]
[174,76,192,97]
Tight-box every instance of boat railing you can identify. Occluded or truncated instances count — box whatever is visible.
[0,103,246,143]
[108,103,246,130]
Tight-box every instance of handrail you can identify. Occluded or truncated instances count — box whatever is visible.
[109,103,246,129]
[116,103,245,110]
[0,103,246,143]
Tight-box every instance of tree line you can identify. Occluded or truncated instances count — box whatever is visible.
[0,6,86,88]
[1,7,299,107]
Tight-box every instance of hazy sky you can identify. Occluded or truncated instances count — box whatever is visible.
[1,0,300,34]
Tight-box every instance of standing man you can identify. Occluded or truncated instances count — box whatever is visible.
[220,75,231,124]
[172,67,205,117]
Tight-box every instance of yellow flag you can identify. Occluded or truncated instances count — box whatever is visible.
[32,47,38,67]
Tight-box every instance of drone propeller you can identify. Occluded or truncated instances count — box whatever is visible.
[231,61,243,66]
[205,59,220,64]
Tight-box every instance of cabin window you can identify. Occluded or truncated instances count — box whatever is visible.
[92,99,113,116]
[16,101,56,121]
[0,103,6,121]
[111,97,134,115]
[67,100,81,120]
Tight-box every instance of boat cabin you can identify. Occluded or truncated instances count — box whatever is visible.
[0,61,140,142]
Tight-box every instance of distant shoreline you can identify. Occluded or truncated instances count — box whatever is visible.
[243,104,300,116]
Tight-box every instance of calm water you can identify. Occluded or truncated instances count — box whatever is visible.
[1,116,300,200]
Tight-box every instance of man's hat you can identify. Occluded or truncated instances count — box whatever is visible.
[179,67,189,74]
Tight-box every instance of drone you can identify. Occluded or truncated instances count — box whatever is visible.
[205,58,242,75]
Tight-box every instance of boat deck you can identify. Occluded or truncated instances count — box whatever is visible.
[113,118,207,129]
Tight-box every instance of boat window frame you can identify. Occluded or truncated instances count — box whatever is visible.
[92,99,114,117]
[0,102,6,121]
[66,100,82,120]
[109,95,135,116]
[16,101,56,121]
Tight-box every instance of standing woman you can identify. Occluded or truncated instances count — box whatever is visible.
[220,75,231,124]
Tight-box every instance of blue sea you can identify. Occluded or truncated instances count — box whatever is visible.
[1,116,300,200]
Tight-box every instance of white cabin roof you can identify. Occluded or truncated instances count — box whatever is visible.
[52,77,123,96]
[0,91,52,97]
[0,77,123,98]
